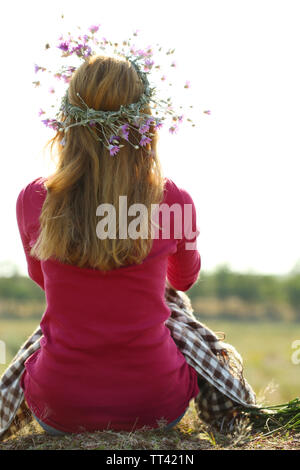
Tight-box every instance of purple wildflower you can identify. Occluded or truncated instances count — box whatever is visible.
[89,24,100,34]
[62,74,72,84]
[71,44,83,54]
[144,58,155,72]
[169,125,178,134]
[145,58,154,68]
[139,135,152,147]
[49,120,60,130]
[138,119,154,133]
[136,49,147,58]
[119,124,129,140]
[89,120,96,127]
[108,145,120,156]
[138,123,150,134]
[203,110,211,115]
[38,109,45,117]
[83,46,92,57]
[34,64,40,74]
[42,119,59,130]
[71,43,93,58]
[154,121,163,131]
[109,135,120,145]
[178,115,184,123]
[58,41,70,52]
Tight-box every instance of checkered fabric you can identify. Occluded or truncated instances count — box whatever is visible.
[0,285,257,440]
[164,287,257,429]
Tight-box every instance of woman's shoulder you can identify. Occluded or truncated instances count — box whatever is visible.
[163,177,196,206]
[16,176,48,219]
[17,176,47,202]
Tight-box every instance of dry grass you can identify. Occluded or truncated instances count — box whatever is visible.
[1,400,300,451]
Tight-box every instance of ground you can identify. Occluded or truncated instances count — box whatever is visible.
[1,401,299,451]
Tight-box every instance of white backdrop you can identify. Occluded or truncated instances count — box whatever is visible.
[0,0,299,276]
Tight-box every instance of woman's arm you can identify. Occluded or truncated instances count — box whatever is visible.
[166,186,201,292]
[16,188,45,291]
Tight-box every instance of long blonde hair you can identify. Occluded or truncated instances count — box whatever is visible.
[31,55,165,270]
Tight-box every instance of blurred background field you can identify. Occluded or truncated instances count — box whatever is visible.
[195,320,300,404]
[0,264,300,405]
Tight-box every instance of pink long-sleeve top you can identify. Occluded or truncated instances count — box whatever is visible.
[16,176,201,433]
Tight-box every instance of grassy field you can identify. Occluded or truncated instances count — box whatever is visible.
[199,319,300,405]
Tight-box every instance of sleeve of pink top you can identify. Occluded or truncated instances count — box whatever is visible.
[16,188,45,291]
[167,186,201,292]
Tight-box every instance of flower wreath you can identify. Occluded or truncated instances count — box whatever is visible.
[33,21,209,156]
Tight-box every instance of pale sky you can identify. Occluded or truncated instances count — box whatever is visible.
[0,0,300,276]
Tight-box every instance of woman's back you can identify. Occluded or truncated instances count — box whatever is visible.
[17,176,201,432]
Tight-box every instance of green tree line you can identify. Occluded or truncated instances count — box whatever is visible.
[189,266,299,305]
[188,265,300,321]
[0,274,44,301]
